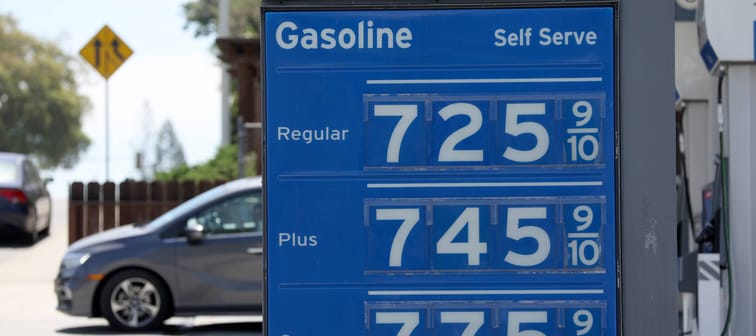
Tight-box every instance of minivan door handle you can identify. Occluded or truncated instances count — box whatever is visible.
[247,247,263,255]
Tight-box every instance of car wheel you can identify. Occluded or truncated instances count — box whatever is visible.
[99,270,171,331]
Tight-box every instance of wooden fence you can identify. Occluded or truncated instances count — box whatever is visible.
[68,180,226,244]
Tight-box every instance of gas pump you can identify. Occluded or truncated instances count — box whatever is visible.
[689,0,756,334]
[676,94,698,336]
[676,88,728,336]
[693,159,726,336]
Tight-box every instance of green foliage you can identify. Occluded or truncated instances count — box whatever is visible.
[178,1,261,182]
[153,144,256,182]
[0,15,91,168]
[182,0,262,38]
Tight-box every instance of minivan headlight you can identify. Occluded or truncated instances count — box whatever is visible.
[61,252,90,270]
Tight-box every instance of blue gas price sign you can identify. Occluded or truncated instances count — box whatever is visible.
[264,5,617,336]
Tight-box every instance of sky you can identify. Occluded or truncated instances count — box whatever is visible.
[1,0,223,198]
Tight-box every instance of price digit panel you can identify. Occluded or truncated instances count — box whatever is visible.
[264,5,617,336]
[366,198,605,272]
[368,301,606,336]
[365,95,605,168]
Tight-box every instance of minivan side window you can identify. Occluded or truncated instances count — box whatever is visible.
[187,192,262,236]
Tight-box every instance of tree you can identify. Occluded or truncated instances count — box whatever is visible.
[0,15,91,168]
[151,120,187,176]
[182,0,262,38]
[153,144,256,182]
[180,0,261,181]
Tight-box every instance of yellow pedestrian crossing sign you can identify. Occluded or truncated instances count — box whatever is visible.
[80,25,132,79]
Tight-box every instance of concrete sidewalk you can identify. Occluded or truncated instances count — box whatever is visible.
[0,200,261,336]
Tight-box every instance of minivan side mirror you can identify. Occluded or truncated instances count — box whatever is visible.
[185,220,204,245]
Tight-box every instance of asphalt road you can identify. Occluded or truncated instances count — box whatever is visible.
[0,200,262,336]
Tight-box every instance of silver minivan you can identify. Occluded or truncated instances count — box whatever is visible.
[0,152,52,243]
[55,177,263,331]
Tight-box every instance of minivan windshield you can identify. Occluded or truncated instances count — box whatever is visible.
[0,160,18,184]
[141,184,228,231]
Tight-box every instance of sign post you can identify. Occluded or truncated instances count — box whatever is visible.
[262,1,675,335]
[80,25,132,180]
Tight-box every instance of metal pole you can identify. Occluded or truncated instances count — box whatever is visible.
[219,0,230,36]
[219,0,231,145]
[105,79,110,181]
[238,116,247,178]
[620,0,677,333]
[221,72,231,145]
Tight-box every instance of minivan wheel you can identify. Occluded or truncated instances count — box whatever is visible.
[99,270,170,331]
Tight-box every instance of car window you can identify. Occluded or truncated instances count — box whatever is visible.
[187,192,262,236]
[146,184,233,231]
[0,160,17,184]
[23,161,41,185]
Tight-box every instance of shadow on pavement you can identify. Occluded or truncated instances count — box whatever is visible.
[0,230,50,247]
[57,322,262,335]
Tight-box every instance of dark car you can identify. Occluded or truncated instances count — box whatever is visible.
[0,152,52,243]
[56,177,263,331]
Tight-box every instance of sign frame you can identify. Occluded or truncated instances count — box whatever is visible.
[260,1,675,335]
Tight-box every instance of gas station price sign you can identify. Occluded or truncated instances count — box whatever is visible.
[264,5,617,336]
